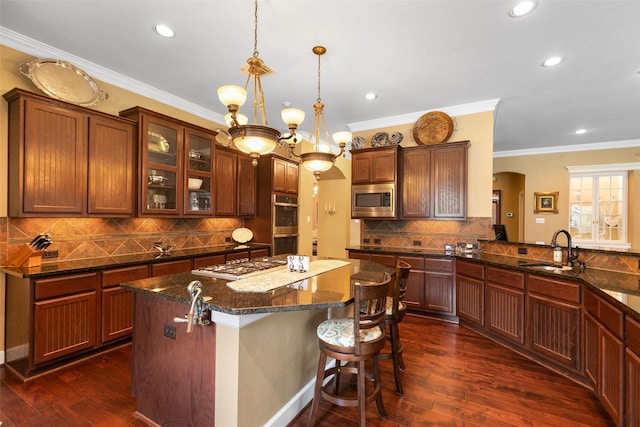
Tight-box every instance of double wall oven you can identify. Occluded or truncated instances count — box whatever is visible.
[273,194,298,255]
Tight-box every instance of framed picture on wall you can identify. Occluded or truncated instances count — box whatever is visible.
[534,191,559,213]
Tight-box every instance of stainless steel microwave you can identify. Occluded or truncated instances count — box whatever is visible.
[351,183,396,218]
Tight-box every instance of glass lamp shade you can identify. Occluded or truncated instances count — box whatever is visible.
[300,151,335,173]
[281,107,305,127]
[332,131,352,146]
[229,124,280,156]
[224,112,248,127]
[217,85,247,108]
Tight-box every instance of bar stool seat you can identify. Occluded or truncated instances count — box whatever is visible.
[308,273,392,427]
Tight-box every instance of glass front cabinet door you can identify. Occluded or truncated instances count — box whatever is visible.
[143,118,181,215]
[184,129,214,215]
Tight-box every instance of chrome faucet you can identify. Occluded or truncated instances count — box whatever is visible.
[551,229,579,267]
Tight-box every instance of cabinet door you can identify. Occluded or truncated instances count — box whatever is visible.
[34,291,98,365]
[215,149,238,216]
[424,271,454,315]
[584,312,600,387]
[101,265,148,343]
[22,99,87,214]
[88,116,135,216]
[285,161,299,193]
[432,144,467,218]
[273,158,298,194]
[351,151,373,184]
[185,129,214,215]
[401,148,430,218]
[599,326,624,425]
[141,115,182,216]
[627,347,640,427]
[372,149,397,183]
[456,274,484,326]
[527,294,580,372]
[238,154,257,216]
[486,283,524,345]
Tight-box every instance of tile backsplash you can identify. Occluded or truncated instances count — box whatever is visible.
[2,217,243,264]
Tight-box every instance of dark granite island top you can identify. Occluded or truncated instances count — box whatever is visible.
[121,257,392,316]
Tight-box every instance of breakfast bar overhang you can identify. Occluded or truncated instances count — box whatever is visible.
[121,258,392,427]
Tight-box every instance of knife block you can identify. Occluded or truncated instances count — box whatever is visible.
[5,244,43,267]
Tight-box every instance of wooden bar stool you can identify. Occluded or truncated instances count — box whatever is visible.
[308,273,392,427]
[379,260,411,395]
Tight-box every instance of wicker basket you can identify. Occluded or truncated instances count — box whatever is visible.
[412,111,454,145]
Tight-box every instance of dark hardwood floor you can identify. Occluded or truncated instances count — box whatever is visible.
[1,315,613,426]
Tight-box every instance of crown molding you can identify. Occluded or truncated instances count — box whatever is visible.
[493,138,640,158]
[1,26,226,124]
[347,99,500,132]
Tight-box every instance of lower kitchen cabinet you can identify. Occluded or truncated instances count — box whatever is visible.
[527,274,581,373]
[485,267,525,345]
[626,316,640,426]
[151,259,193,277]
[101,265,149,344]
[33,273,101,366]
[400,256,454,316]
[455,259,485,326]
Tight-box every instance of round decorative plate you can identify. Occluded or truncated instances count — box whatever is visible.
[389,132,403,145]
[371,132,389,147]
[232,227,253,243]
[19,58,108,106]
[352,136,365,149]
[413,111,454,145]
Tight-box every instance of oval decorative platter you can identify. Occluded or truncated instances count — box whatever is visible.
[413,111,454,145]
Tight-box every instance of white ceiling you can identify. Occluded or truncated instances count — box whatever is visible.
[1,0,639,156]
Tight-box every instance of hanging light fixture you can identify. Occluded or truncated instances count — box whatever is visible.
[297,46,351,180]
[217,0,305,165]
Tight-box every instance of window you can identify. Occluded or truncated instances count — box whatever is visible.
[567,164,634,250]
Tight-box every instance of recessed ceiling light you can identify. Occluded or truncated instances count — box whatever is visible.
[542,56,563,67]
[153,24,175,38]
[510,1,536,17]
[364,93,377,100]
[575,128,587,135]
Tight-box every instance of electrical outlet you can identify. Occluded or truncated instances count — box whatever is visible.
[413,240,422,247]
[225,237,232,243]
[42,250,58,259]
[517,247,528,255]
[363,238,370,244]
[163,324,176,339]
[374,238,381,245]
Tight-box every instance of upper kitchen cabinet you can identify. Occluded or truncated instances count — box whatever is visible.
[400,141,469,219]
[273,157,299,194]
[119,107,216,217]
[351,146,399,185]
[213,145,257,217]
[4,88,135,217]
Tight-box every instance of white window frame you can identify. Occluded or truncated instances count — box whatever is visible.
[566,163,640,250]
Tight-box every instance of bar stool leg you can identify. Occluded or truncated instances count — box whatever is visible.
[308,352,327,426]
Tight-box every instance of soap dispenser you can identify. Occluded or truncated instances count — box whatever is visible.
[553,245,563,263]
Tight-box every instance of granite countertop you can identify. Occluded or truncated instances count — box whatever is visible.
[348,245,640,322]
[0,243,271,279]
[121,258,393,315]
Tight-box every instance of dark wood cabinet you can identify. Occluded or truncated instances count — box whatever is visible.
[101,265,149,344]
[455,259,485,326]
[5,88,135,217]
[485,267,525,345]
[397,256,424,310]
[400,142,469,219]
[527,275,581,373]
[399,256,454,316]
[238,154,257,216]
[214,146,238,216]
[273,157,299,194]
[351,146,399,184]
[33,273,101,365]
[625,316,640,427]
[151,259,193,277]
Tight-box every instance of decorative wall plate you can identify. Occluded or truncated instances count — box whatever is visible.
[19,58,108,106]
[413,111,454,145]
[232,227,254,243]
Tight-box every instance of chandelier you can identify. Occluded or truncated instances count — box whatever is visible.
[217,0,305,165]
[292,46,351,180]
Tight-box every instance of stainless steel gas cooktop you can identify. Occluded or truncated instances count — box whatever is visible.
[191,257,288,281]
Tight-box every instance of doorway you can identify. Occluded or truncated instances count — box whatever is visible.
[493,172,525,242]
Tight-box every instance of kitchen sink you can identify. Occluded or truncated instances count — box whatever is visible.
[517,262,574,272]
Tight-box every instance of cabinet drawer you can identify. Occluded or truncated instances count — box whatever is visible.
[227,251,250,262]
[371,254,396,267]
[583,287,599,317]
[627,316,640,355]
[424,258,453,273]
[35,273,101,300]
[397,256,424,270]
[456,260,484,280]
[193,254,225,269]
[151,259,193,277]
[598,294,623,338]
[250,248,270,259]
[486,267,524,290]
[349,251,371,261]
[527,275,580,304]
[102,265,149,288]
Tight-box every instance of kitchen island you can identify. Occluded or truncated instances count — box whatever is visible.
[120,257,391,427]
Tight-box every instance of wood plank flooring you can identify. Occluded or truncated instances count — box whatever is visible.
[1,315,613,426]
